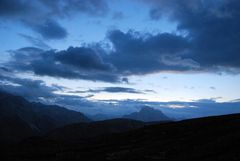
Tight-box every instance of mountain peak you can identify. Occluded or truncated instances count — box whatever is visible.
[123,106,170,122]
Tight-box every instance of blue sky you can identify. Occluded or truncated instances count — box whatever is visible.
[0,0,240,118]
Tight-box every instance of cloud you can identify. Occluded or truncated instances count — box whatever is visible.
[0,71,130,115]
[0,70,99,113]
[56,0,109,17]
[112,11,124,20]
[5,23,239,83]
[68,87,156,94]
[0,0,109,39]
[210,86,216,90]
[4,0,240,82]
[56,47,113,71]
[19,34,51,49]
[106,30,194,75]
[0,0,35,18]
[0,74,56,100]
[142,0,240,71]
[5,29,196,82]
[2,0,240,78]
[27,19,68,40]
[7,47,123,83]
[89,87,143,94]
[1,68,240,117]
[231,98,240,103]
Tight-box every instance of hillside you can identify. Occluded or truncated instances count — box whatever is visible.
[0,91,90,141]
[46,118,145,140]
[2,113,240,160]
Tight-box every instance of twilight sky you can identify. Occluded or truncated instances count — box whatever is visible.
[0,0,240,118]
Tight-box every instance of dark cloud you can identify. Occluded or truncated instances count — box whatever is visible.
[112,11,124,20]
[0,71,126,115]
[231,98,240,103]
[1,67,240,117]
[67,87,154,94]
[5,33,196,83]
[28,19,68,40]
[144,89,157,93]
[58,0,109,17]
[0,75,56,100]
[7,47,122,83]
[143,0,240,71]
[1,0,240,78]
[4,0,240,81]
[0,0,35,18]
[90,87,143,94]
[106,29,196,75]
[0,0,109,39]
[56,47,113,71]
[0,66,10,72]
[0,68,98,112]
[19,33,51,49]
[5,25,236,83]
[114,0,240,74]
[210,86,216,90]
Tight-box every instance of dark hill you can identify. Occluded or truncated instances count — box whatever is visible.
[0,91,90,141]
[46,118,145,140]
[4,113,240,161]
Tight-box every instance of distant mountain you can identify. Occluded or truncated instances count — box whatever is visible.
[0,91,90,141]
[123,106,170,122]
[46,119,145,140]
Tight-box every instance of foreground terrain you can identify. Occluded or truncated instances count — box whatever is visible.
[1,113,240,161]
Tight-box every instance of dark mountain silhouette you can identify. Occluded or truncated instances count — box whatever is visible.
[0,91,90,141]
[1,113,240,161]
[87,113,126,121]
[123,106,170,122]
[87,113,115,121]
[46,118,145,140]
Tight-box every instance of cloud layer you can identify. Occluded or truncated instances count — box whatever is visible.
[0,0,109,39]
[2,0,240,82]
[144,0,240,70]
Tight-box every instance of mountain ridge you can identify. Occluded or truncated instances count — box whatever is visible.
[0,91,91,141]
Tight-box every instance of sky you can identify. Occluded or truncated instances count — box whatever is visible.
[0,0,240,118]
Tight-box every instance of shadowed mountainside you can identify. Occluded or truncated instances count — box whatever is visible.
[0,91,90,142]
[1,113,240,161]
[46,118,145,140]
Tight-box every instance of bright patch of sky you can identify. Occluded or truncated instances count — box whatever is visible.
[17,72,240,103]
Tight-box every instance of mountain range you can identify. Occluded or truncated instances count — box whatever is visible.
[0,91,158,142]
[0,91,240,160]
[0,91,90,141]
